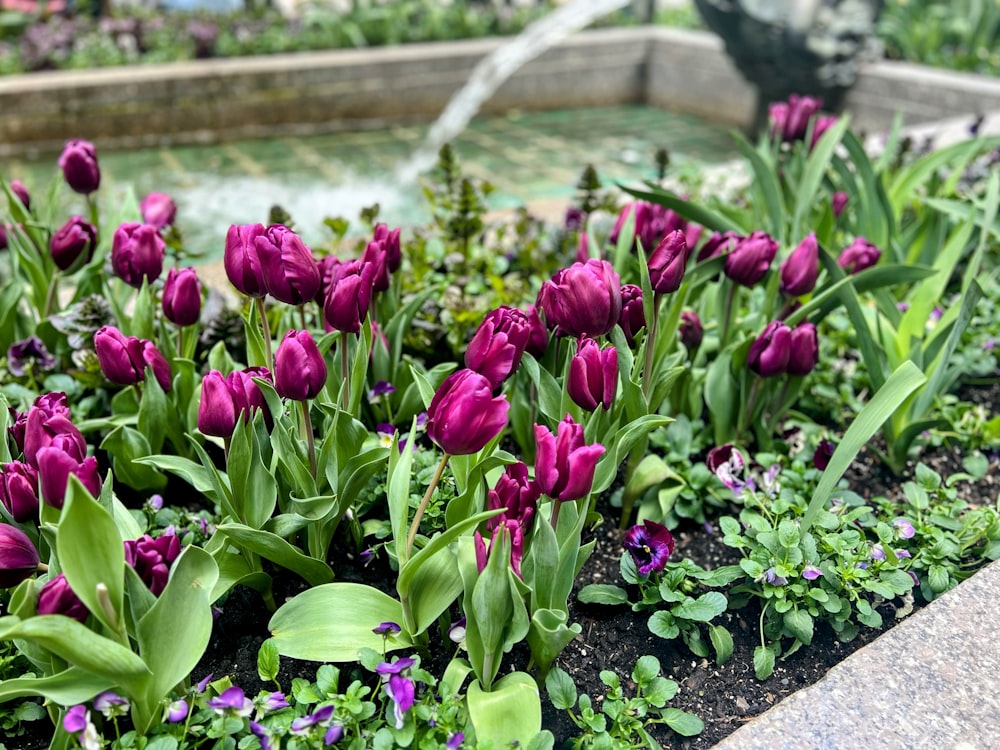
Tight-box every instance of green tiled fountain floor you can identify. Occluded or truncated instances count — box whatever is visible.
[2,105,737,257]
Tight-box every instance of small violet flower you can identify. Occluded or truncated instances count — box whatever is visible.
[893,518,916,539]
[373,621,402,636]
[802,565,823,580]
[870,543,886,561]
[447,733,465,749]
[196,673,214,693]
[369,381,396,400]
[94,691,130,719]
[260,691,289,713]
[207,686,253,716]
[250,721,277,750]
[376,657,416,730]
[165,699,189,723]
[623,520,675,576]
[763,568,788,586]
[290,704,335,733]
[63,705,101,750]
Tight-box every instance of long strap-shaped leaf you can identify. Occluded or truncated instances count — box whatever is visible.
[801,361,926,533]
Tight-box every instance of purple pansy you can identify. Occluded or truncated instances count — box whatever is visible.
[623,520,675,576]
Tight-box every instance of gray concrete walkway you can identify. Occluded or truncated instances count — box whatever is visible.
[713,559,1000,750]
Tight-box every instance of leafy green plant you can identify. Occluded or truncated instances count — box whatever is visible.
[546,656,703,749]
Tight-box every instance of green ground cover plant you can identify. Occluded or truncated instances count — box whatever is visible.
[0,95,997,747]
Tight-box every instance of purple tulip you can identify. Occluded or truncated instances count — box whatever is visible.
[696,230,739,263]
[23,404,86,469]
[568,337,618,412]
[464,306,531,388]
[748,321,792,377]
[679,310,703,350]
[534,415,605,502]
[374,223,402,273]
[810,115,839,148]
[10,180,30,211]
[624,519,675,576]
[162,267,202,327]
[475,520,524,579]
[610,201,699,255]
[0,524,39,588]
[36,447,102,509]
[225,223,268,297]
[614,285,644,348]
[58,139,101,194]
[197,368,272,438]
[139,192,177,231]
[93,326,172,392]
[360,224,402,293]
[780,233,819,297]
[723,231,778,287]
[256,224,322,305]
[522,304,549,358]
[787,322,819,376]
[426,369,509,456]
[486,461,539,534]
[813,439,835,471]
[274,329,327,401]
[832,191,849,218]
[837,237,881,274]
[50,216,97,271]
[0,462,40,523]
[0,223,7,250]
[323,259,376,335]
[38,573,88,621]
[647,230,689,295]
[124,533,181,596]
[111,222,165,288]
[7,336,56,378]
[537,259,622,339]
[769,94,823,143]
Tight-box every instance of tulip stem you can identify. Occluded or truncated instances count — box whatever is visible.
[404,452,450,563]
[720,284,737,349]
[549,497,562,533]
[301,399,317,479]
[642,295,663,397]
[254,297,273,372]
[341,335,350,411]
[42,270,60,319]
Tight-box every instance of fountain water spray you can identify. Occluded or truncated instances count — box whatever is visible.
[396,0,634,185]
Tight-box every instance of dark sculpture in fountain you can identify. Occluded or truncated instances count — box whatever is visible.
[694,0,884,134]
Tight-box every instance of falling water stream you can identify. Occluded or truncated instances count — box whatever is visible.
[395,0,635,184]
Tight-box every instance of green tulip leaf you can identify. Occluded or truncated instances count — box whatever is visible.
[268,583,411,661]
[591,415,672,496]
[215,524,332,586]
[0,667,117,705]
[467,671,542,749]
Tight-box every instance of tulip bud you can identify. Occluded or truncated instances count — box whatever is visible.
[780,233,819,297]
[837,237,881,274]
[93,326,171,392]
[36,447,101,509]
[534,415,606,502]
[724,231,778,287]
[748,321,792,377]
[37,573,88,622]
[810,114,838,148]
[522,305,549,359]
[832,191,849,218]
[111,222,165,288]
[679,310,703,350]
[275,330,327,401]
[475,521,524,579]
[324,259,376,335]
[787,322,819,376]
[139,192,177,231]
[162,267,202,327]
[426,369,509,456]
[360,239,391,293]
[23,406,86,469]
[225,223,268,297]
[618,284,645,347]
[361,224,402,293]
[58,139,101,195]
[50,216,97,271]
[537,259,622,339]
[0,462,40,523]
[610,201,692,255]
[696,230,738,263]
[486,461,539,533]
[140,339,173,392]
[647,230,688,295]
[769,95,823,143]
[373,223,402,273]
[198,370,237,438]
[0,524,39,588]
[124,533,181,596]
[10,180,30,211]
[256,224,322,305]
[464,307,531,388]
[568,338,618,412]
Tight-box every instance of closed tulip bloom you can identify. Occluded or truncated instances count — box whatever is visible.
[837,237,881,274]
[696,230,738,263]
[679,310,703,350]
[568,338,618,412]
[324,259,376,335]
[23,408,86,469]
[37,573,88,622]
[537,259,622,339]
[111,222,165,287]
[769,95,823,143]
[832,191,849,218]
[162,267,202,327]
[648,230,689,294]
[787,322,819,376]
[780,233,819,297]
[58,139,101,194]
[225,223,268,297]
[139,192,177,230]
[810,114,838,148]
[464,307,531,388]
[426,369,509,456]
[0,524,39,588]
[724,231,778,287]
[36,447,102,509]
[748,321,792,377]
[50,216,97,271]
[124,533,181,596]
[534,415,606,502]
[486,461,539,533]
[10,180,30,211]
[140,340,173,392]
[361,224,402,292]
[256,224,322,305]
[618,284,645,347]
[523,305,549,359]
[0,462,40,523]
[610,200,692,255]
[93,327,171,392]
[275,330,327,401]
[360,239,391,293]
[0,223,6,251]
[198,370,237,438]
[373,223,402,273]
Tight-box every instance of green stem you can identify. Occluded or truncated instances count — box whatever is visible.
[42,270,60,318]
[254,296,273,372]
[642,294,663,397]
[404,452,450,563]
[341,334,350,411]
[549,497,562,533]
[301,399,317,479]
[719,284,738,349]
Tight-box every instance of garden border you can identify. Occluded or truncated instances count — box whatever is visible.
[3,26,1000,156]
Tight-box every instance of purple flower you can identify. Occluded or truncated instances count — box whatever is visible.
[250,721,277,750]
[124,533,181,596]
[196,673,214,693]
[94,691,129,718]
[486,461,539,534]
[225,223,268,298]
[893,519,916,539]
[448,616,467,643]
[369,381,396,400]
[10,179,30,211]
[536,259,622,339]
[162,267,202,327]
[140,192,177,230]
[706,445,745,490]
[769,95,823,143]
[813,439,835,471]
[787,322,819,376]
[567,337,618,412]
[291,704,335,733]
[0,461,40,523]
[207,686,253,716]
[837,237,881,274]
[679,310,703,350]
[274,329,327,401]
[37,573,88,622]
[474,520,525,579]
[256,224,322,305]
[425,369,509,456]
[624,520,675,576]
[0,524,40,588]
[870,543,886,560]
[260,692,289,712]
[446,733,465,749]
[533,415,605,502]
[58,139,101,194]
[895,549,912,559]
[763,568,787,586]
[7,337,56,378]
[373,621,401,636]
[111,222,165,288]
[93,326,172,392]
[50,216,97,271]
[647,230,689,294]
[748,321,792,377]
[780,233,819,297]
[324,724,345,745]
[464,306,532,388]
[832,191,849,218]
[386,674,415,730]
[36,448,102,509]
[523,304,549,358]
[617,284,645,347]
[324,259,377,335]
[802,565,823,580]
[376,657,415,676]
[164,699,188,723]
[723,231,778,287]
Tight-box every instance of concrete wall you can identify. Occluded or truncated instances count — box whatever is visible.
[1,25,998,157]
